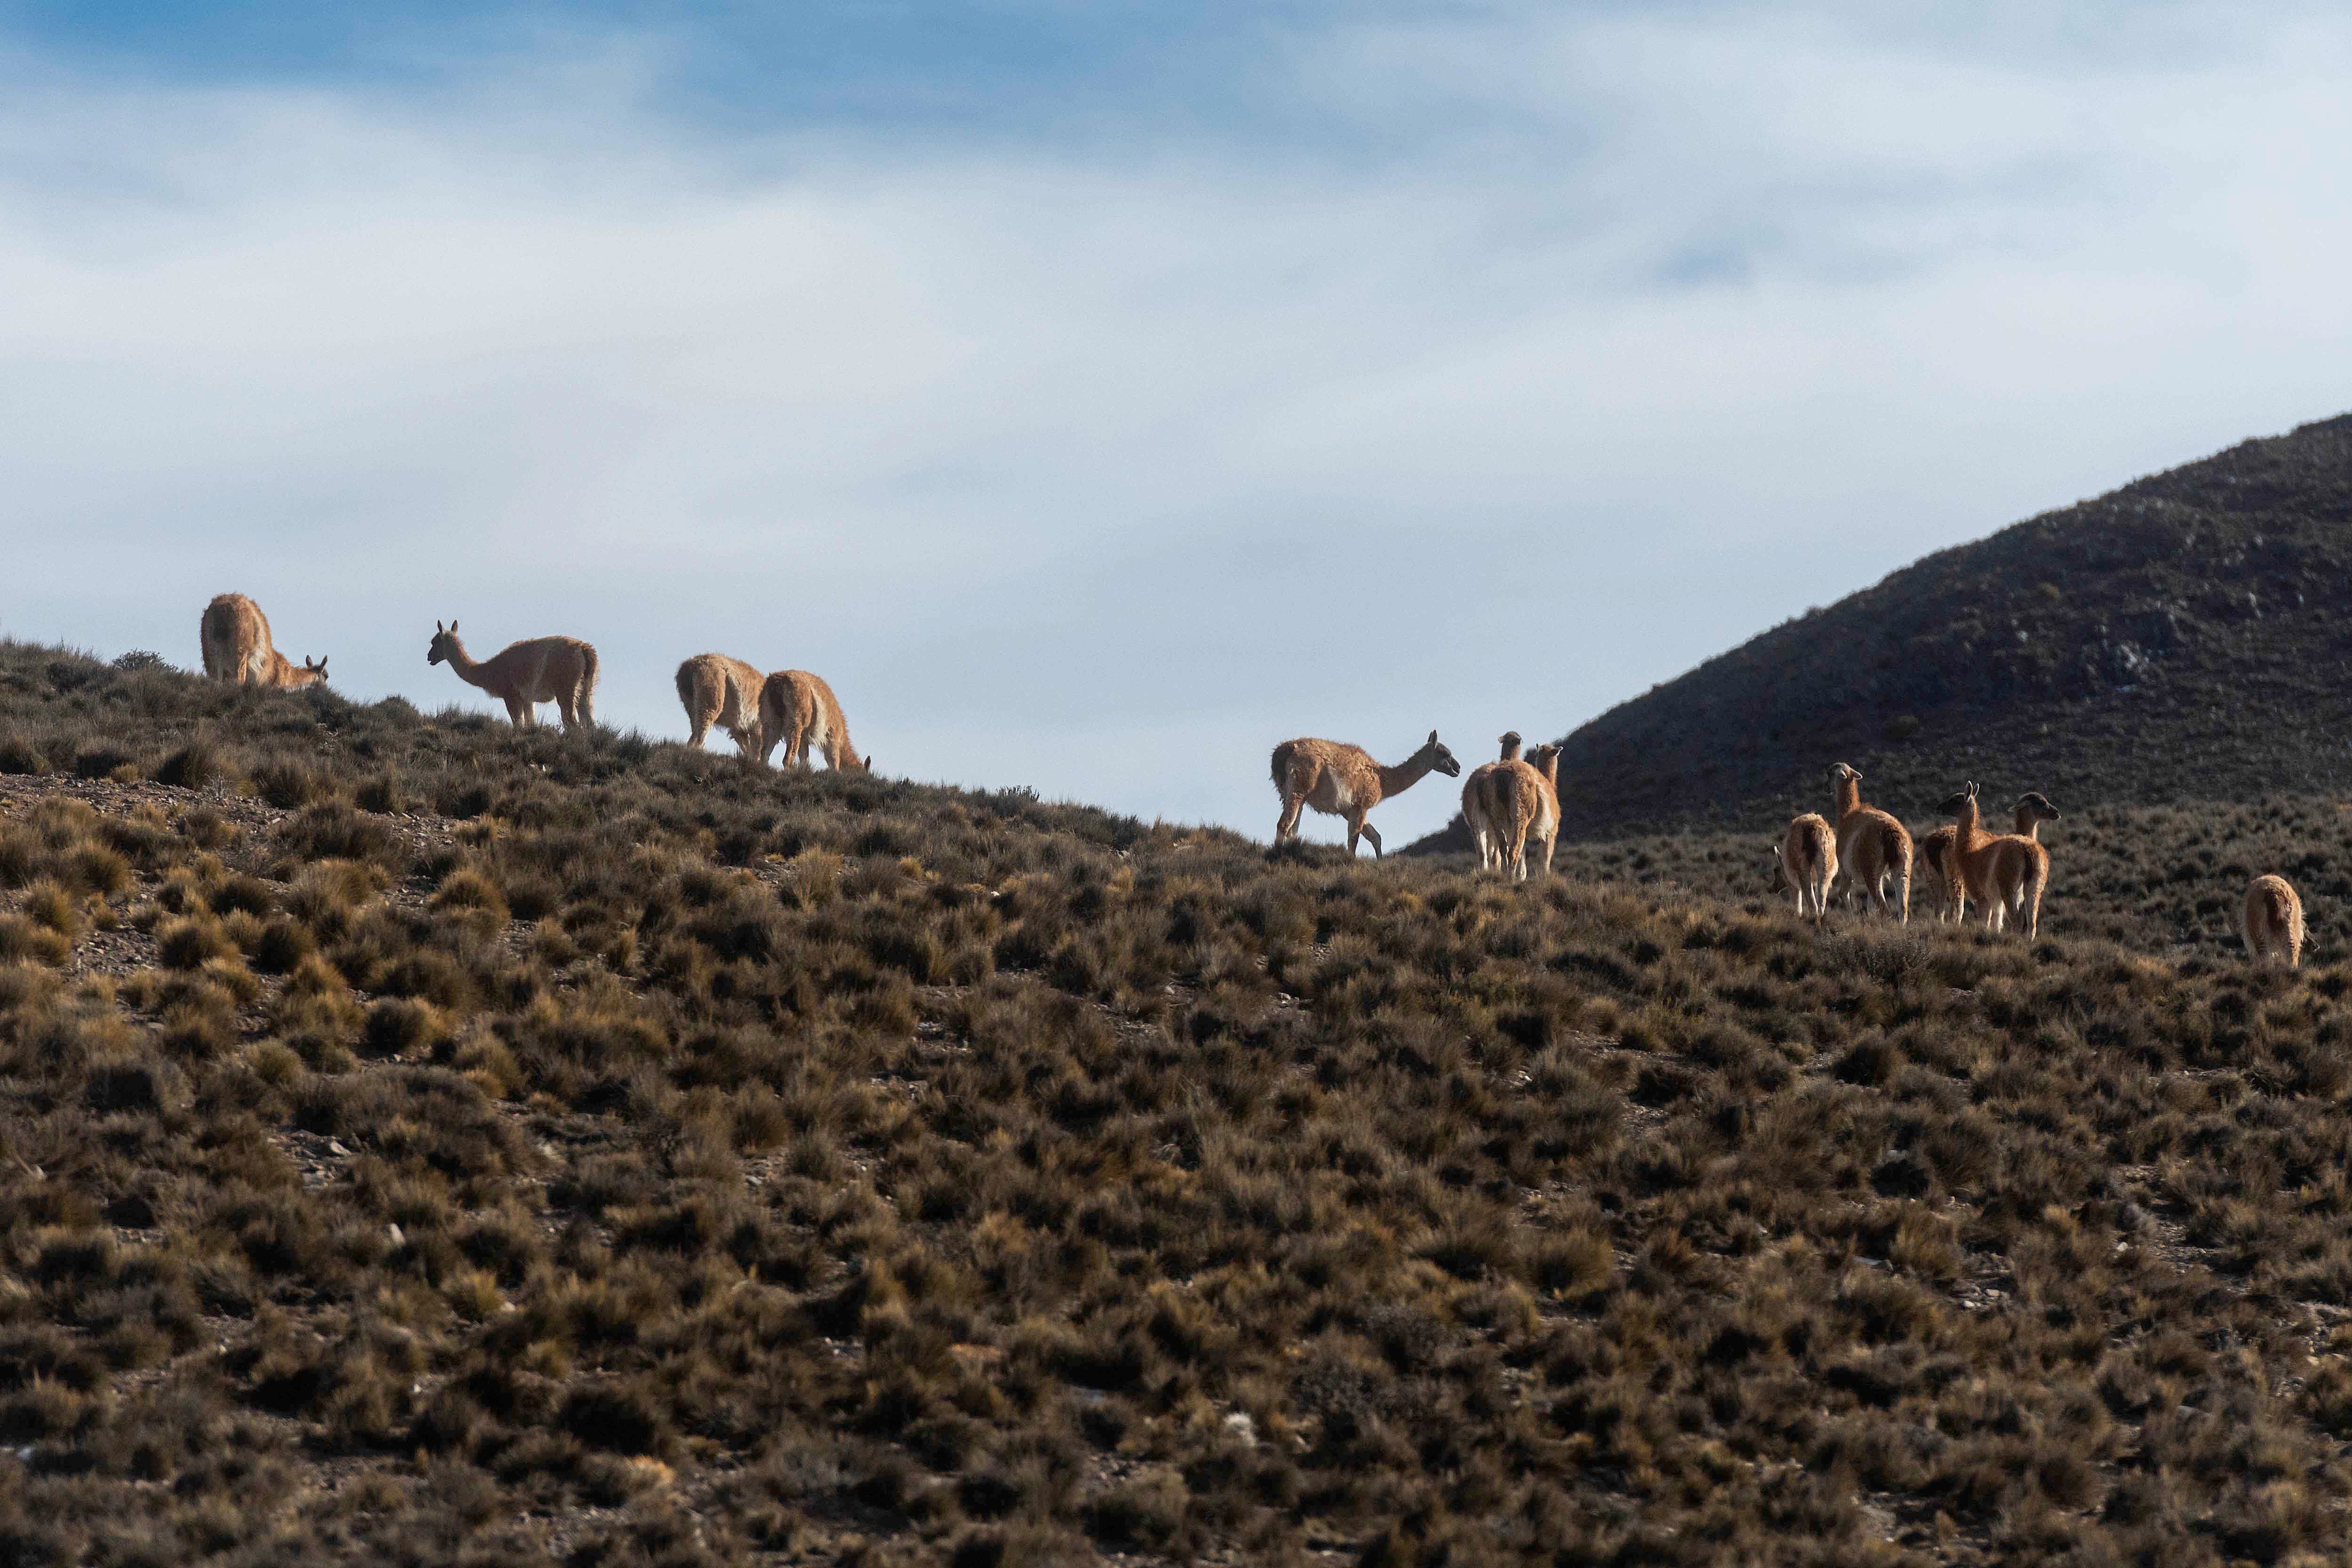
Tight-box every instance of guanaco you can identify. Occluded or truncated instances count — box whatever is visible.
[1270,731,1461,858]
[1828,763,1913,922]
[1780,813,1838,919]
[1936,782,2051,938]
[756,670,867,772]
[2241,874,2305,968]
[426,621,598,732]
[1462,731,1523,871]
[676,653,767,757]
[200,594,327,689]
[1489,742,1563,883]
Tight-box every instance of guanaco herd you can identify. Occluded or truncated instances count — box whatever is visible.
[1270,724,2309,969]
[1778,766,2306,968]
[199,593,866,773]
[200,594,2302,966]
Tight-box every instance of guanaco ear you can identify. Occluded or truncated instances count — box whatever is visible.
[450,621,459,634]
[1426,730,1439,746]
[435,620,444,634]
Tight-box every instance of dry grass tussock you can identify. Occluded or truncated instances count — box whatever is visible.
[8,639,2352,1565]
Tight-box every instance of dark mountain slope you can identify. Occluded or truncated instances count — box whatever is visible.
[1411,412,2352,849]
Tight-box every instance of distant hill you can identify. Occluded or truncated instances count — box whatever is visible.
[1409,412,2352,850]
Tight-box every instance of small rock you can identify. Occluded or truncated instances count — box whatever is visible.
[1222,1411,1258,1448]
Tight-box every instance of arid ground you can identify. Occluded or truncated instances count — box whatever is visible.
[5,640,2352,1566]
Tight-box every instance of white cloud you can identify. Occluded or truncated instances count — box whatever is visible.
[3,7,2350,845]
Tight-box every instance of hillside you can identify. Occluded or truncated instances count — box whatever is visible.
[1411,412,2352,852]
[11,640,2352,1565]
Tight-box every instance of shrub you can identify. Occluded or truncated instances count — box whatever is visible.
[362,999,450,1059]
[286,860,384,942]
[251,917,317,974]
[62,844,133,898]
[429,868,509,932]
[21,880,85,941]
[154,742,222,790]
[355,773,409,814]
[276,804,400,870]
[72,743,139,780]
[250,758,327,811]
[0,732,49,774]
[157,915,236,971]
[0,914,70,967]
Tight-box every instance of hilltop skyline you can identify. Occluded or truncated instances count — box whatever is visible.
[6,2,2351,840]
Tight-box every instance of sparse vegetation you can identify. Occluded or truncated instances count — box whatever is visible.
[6,636,2352,1565]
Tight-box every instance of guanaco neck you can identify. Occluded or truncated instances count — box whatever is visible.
[1833,773,1862,821]
[440,637,491,687]
[1376,749,1443,799]
[2013,807,2040,841]
[1953,796,1987,852]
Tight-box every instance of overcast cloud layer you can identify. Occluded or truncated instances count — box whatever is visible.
[5,3,2349,844]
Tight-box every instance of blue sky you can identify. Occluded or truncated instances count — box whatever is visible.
[5,2,2350,841]
[0,2,1354,142]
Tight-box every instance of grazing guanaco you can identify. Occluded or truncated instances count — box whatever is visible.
[676,653,767,757]
[199,594,327,689]
[1271,730,1462,858]
[1936,783,2052,937]
[756,670,866,772]
[426,621,598,732]
[1780,812,1838,919]
[1827,763,1913,922]
[1461,731,1523,871]
[2241,874,2305,968]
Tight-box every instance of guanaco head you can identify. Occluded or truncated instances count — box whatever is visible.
[1422,731,1462,779]
[427,620,461,665]
[289,654,329,687]
[1829,762,1860,786]
[1497,730,1523,762]
[2015,792,2060,826]
[1936,781,1981,819]
[1528,741,1563,779]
